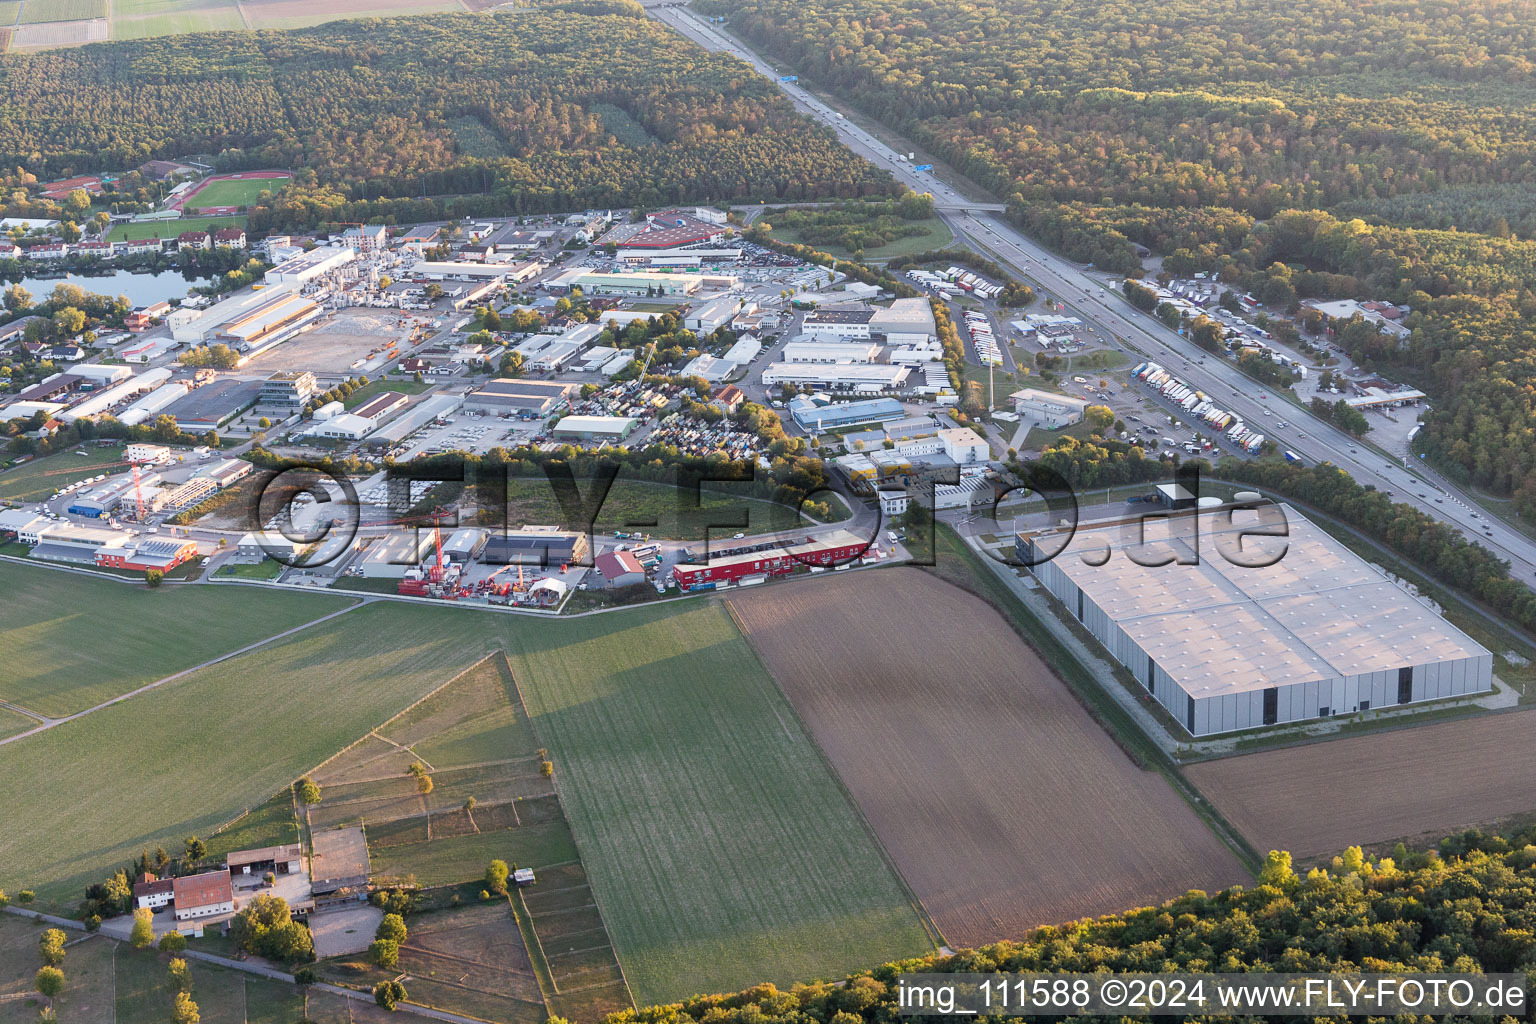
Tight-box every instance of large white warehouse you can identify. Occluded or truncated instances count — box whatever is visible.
[1019,505,1493,737]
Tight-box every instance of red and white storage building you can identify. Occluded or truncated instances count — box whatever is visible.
[671,529,870,591]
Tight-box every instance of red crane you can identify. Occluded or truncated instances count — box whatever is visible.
[130,463,148,522]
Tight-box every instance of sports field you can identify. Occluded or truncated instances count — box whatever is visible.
[502,601,934,1004]
[183,172,292,212]
[0,559,351,717]
[1185,709,1536,859]
[106,215,242,243]
[0,601,500,905]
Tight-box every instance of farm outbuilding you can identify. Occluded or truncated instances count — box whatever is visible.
[595,550,646,587]
[1018,506,1493,737]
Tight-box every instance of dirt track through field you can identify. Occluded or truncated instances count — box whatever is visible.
[728,570,1248,949]
[1185,709,1536,859]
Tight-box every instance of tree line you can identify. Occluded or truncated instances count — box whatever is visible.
[0,2,896,231]
[604,824,1536,1024]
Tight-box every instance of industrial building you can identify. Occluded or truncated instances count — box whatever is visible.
[671,529,869,590]
[464,379,578,417]
[58,368,171,424]
[96,535,200,572]
[482,528,589,567]
[870,298,937,344]
[211,291,323,359]
[442,528,489,562]
[802,306,875,340]
[118,381,191,427]
[788,395,906,431]
[619,209,726,249]
[73,363,133,386]
[684,295,745,333]
[1019,507,1494,737]
[551,271,705,297]
[371,393,464,444]
[162,378,261,429]
[357,531,438,577]
[412,261,518,281]
[264,246,356,285]
[550,415,637,443]
[781,341,880,364]
[172,283,299,344]
[937,427,990,464]
[31,523,128,562]
[1011,387,1089,429]
[341,225,387,252]
[680,355,735,383]
[258,372,319,413]
[761,363,910,392]
[352,392,409,424]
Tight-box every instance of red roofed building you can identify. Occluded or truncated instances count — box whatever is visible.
[172,869,234,921]
[617,210,725,250]
[594,549,646,587]
[213,228,247,248]
[177,230,212,250]
[133,874,175,910]
[97,536,199,573]
[711,384,745,413]
[76,240,115,259]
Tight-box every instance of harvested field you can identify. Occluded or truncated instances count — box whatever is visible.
[240,0,460,29]
[10,17,106,47]
[728,569,1250,949]
[1185,709,1536,860]
[396,901,545,1024]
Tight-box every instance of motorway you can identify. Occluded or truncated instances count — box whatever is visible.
[645,0,1536,582]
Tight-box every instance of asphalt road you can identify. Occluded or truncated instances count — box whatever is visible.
[644,0,1536,582]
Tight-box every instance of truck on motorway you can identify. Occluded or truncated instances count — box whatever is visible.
[1284,450,1303,464]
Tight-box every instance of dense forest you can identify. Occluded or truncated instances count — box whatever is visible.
[605,827,1536,1024]
[0,1,894,223]
[700,0,1536,503]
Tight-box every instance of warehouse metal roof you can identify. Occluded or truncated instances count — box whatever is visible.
[1030,506,1489,699]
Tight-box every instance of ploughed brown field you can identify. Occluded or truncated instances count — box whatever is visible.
[1185,710,1536,859]
[727,569,1248,949]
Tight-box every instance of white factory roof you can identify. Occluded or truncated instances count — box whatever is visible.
[781,341,880,363]
[371,394,464,444]
[1032,507,1489,700]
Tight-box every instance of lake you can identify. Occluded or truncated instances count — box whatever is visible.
[9,268,215,307]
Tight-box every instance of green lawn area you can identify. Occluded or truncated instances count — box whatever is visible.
[4,592,930,1002]
[0,2,22,26]
[342,378,430,410]
[0,445,130,503]
[772,216,953,261]
[116,949,246,1024]
[0,921,115,1024]
[370,820,579,887]
[112,5,246,38]
[380,653,540,768]
[0,558,352,717]
[0,704,37,740]
[501,601,934,1004]
[501,476,812,539]
[215,558,285,581]
[107,215,243,243]
[204,788,300,864]
[19,0,106,22]
[185,174,292,210]
[0,601,503,907]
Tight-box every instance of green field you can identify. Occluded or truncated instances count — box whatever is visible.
[186,174,292,210]
[0,559,351,717]
[107,215,243,243]
[502,601,934,1003]
[116,951,246,1024]
[772,216,953,261]
[19,0,106,22]
[342,377,430,410]
[0,2,21,26]
[501,476,824,539]
[0,446,132,503]
[0,705,36,740]
[112,5,246,38]
[0,920,115,1024]
[215,558,285,580]
[370,820,580,887]
[2,590,930,1001]
[0,601,504,906]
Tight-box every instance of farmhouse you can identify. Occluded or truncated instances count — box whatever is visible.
[133,875,175,910]
[1018,506,1494,736]
[671,529,870,591]
[173,869,235,921]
